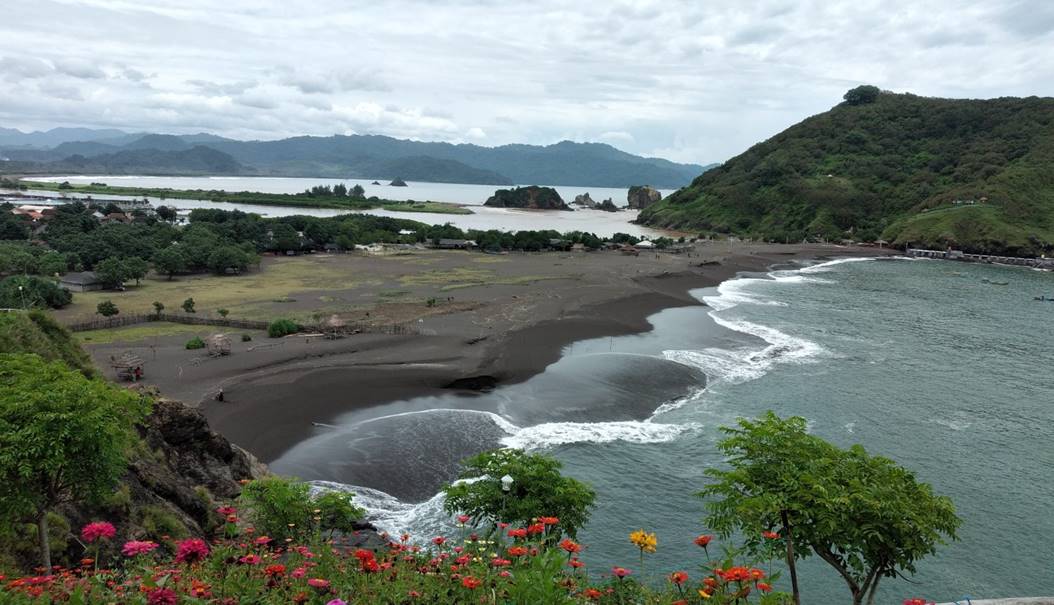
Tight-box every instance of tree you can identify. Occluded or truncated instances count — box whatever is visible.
[206,246,249,275]
[443,449,596,537]
[269,223,301,253]
[123,257,149,286]
[843,85,881,105]
[96,300,119,317]
[0,276,72,309]
[155,205,177,222]
[152,301,164,318]
[94,257,127,289]
[0,354,150,569]
[701,412,960,605]
[332,183,348,197]
[152,246,187,280]
[182,297,196,313]
[350,184,365,198]
[217,308,229,318]
[35,251,68,277]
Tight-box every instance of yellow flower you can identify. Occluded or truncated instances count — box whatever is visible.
[629,529,657,553]
[699,589,712,599]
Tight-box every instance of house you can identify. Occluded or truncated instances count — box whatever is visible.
[635,240,656,249]
[59,271,104,292]
[323,243,344,253]
[103,212,130,223]
[570,243,587,252]
[433,238,476,249]
[548,238,572,251]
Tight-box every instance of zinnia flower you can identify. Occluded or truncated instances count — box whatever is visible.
[121,541,158,557]
[758,582,773,593]
[584,588,602,600]
[239,554,262,565]
[612,566,632,578]
[327,600,347,605]
[307,578,331,590]
[461,576,481,589]
[629,529,657,553]
[694,534,713,548]
[526,523,545,535]
[146,587,177,605]
[457,514,470,524]
[174,538,210,564]
[538,516,559,525]
[762,530,780,540]
[670,570,689,585]
[80,521,116,543]
[507,546,528,557]
[559,538,581,554]
[902,600,935,605]
[431,537,446,546]
[507,528,527,539]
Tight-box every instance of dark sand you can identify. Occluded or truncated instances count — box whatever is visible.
[84,242,893,462]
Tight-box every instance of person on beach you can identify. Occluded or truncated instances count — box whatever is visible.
[216,388,224,402]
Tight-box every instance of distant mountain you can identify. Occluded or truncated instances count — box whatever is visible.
[0,129,707,187]
[0,145,247,176]
[640,87,1054,256]
[0,127,140,149]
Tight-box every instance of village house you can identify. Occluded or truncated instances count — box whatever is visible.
[59,271,105,292]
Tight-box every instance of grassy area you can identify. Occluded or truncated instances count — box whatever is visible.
[75,322,217,345]
[439,275,569,291]
[398,267,494,286]
[56,257,371,320]
[19,180,473,215]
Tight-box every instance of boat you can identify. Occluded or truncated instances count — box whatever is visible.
[982,278,1010,285]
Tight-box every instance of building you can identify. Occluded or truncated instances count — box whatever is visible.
[59,271,104,292]
[433,238,477,249]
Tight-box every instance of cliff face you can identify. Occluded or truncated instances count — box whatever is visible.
[627,185,663,209]
[484,186,569,210]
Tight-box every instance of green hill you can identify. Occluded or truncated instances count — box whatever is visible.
[640,87,1054,256]
[0,311,94,375]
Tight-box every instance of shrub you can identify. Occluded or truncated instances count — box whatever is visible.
[238,477,364,542]
[443,449,596,537]
[267,318,298,338]
[0,275,72,309]
[241,333,252,342]
[96,300,119,317]
[185,336,205,350]
[182,297,196,313]
[137,504,188,541]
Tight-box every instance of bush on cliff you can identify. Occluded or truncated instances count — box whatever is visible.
[239,477,365,542]
[0,353,151,569]
[442,448,596,538]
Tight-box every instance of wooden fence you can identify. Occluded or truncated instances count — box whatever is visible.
[62,312,420,336]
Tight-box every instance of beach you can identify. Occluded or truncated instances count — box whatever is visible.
[81,241,892,463]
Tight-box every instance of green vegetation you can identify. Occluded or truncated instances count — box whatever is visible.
[0,311,94,374]
[267,318,298,338]
[701,412,961,605]
[75,322,206,345]
[0,275,72,309]
[484,185,569,210]
[95,300,119,317]
[641,88,1054,255]
[0,354,150,568]
[239,477,365,542]
[19,180,472,214]
[443,449,596,538]
[184,336,205,350]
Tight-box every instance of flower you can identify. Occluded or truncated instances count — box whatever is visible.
[121,541,158,557]
[670,570,689,585]
[174,538,210,564]
[762,530,780,540]
[629,529,657,553]
[584,588,603,600]
[526,523,545,535]
[491,558,511,567]
[749,568,766,581]
[80,521,116,543]
[758,582,773,593]
[217,506,236,516]
[431,537,446,546]
[264,564,286,577]
[569,558,584,569]
[254,536,272,546]
[238,554,262,565]
[146,587,177,605]
[457,514,470,524]
[327,600,347,605]
[612,566,632,578]
[538,516,559,525]
[902,600,935,605]
[507,528,527,539]
[507,546,528,557]
[461,576,482,589]
[559,538,581,554]
[307,578,331,591]
[694,534,713,548]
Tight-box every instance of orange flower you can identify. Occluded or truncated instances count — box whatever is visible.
[559,539,581,554]
[762,530,780,540]
[758,582,773,593]
[538,516,559,525]
[694,534,713,548]
[669,571,689,585]
[461,576,481,589]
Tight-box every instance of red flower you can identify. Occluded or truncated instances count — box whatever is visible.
[762,530,780,540]
[612,567,631,578]
[146,587,177,605]
[758,582,773,593]
[902,600,935,605]
[538,516,559,525]
[694,534,713,548]
[254,536,272,546]
[361,558,380,573]
[559,539,582,554]
[457,514,470,524]
[461,576,482,589]
[353,549,375,561]
[490,558,511,567]
[669,570,688,585]
[431,537,446,546]
[217,506,237,516]
[568,558,584,569]
[307,578,330,591]
[507,528,527,539]
[526,523,545,535]
[507,546,528,557]
[80,521,116,543]
[264,564,286,577]
[584,588,602,600]
[174,538,210,564]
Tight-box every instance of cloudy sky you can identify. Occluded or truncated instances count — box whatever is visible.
[2,0,1053,164]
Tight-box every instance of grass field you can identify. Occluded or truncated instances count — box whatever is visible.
[75,322,219,345]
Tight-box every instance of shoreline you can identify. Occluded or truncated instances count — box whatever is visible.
[193,244,892,463]
[77,242,893,463]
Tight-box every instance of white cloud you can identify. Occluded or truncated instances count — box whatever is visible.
[1,0,1053,164]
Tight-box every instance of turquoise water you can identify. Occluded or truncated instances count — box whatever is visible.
[291,257,1054,602]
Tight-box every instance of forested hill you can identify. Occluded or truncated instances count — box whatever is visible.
[640,87,1054,256]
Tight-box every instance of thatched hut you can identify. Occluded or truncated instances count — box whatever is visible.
[323,314,347,339]
[206,334,232,356]
[111,352,144,381]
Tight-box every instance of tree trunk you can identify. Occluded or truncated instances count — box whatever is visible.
[865,575,882,605]
[780,509,801,605]
[37,511,51,571]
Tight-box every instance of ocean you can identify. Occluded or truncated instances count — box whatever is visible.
[276,257,1054,602]
[19,176,675,238]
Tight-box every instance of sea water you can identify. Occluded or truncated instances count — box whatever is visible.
[279,257,1053,602]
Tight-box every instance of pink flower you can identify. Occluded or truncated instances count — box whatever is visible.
[457,514,470,524]
[327,600,347,605]
[121,540,158,557]
[174,538,210,563]
[291,566,307,579]
[80,521,116,543]
[307,578,331,590]
[239,554,262,565]
[254,536,272,546]
[146,587,177,605]
[432,536,446,546]
[612,566,632,578]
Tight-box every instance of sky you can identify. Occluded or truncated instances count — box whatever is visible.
[2,0,1053,164]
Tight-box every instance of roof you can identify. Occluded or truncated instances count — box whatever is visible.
[635,240,655,248]
[60,271,101,286]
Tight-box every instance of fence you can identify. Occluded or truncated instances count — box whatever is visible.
[62,312,420,336]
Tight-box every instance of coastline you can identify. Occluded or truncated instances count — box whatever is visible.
[80,243,889,463]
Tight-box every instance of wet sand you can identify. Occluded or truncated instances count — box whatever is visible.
[84,242,893,463]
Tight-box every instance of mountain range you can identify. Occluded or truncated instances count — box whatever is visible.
[0,128,711,188]
[640,87,1054,256]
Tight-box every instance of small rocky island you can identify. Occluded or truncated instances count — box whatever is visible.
[572,192,596,208]
[597,198,618,212]
[627,185,662,209]
[389,178,408,187]
[484,185,570,210]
